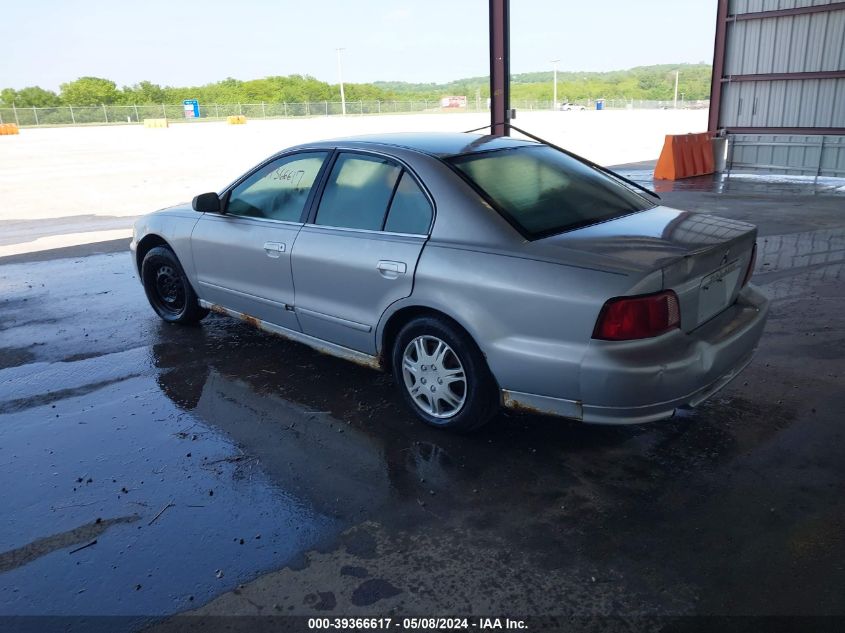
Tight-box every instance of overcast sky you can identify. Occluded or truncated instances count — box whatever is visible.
[0,0,717,90]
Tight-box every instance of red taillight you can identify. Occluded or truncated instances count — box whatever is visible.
[592,291,681,341]
[742,243,757,287]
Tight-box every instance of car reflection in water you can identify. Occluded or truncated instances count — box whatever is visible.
[151,322,460,521]
[148,309,772,529]
[145,309,819,620]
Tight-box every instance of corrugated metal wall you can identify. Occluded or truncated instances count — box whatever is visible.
[725,5,845,74]
[711,0,845,176]
[729,134,845,175]
[721,79,845,128]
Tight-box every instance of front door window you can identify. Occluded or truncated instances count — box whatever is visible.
[227,152,328,222]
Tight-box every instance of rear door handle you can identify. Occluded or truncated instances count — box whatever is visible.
[376,260,407,278]
[263,241,286,258]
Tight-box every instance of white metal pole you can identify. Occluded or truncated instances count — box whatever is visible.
[551,59,559,110]
[336,47,346,116]
[673,70,679,109]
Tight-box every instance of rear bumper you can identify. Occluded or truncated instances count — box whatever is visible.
[501,284,769,424]
[578,347,755,424]
[579,284,769,424]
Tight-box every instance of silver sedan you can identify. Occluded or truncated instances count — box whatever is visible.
[131,133,769,431]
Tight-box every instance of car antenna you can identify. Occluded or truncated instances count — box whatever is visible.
[461,123,661,201]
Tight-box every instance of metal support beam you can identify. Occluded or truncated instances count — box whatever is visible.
[489,0,510,136]
[708,0,730,133]
[722,70,845,82]
[724,126,845,135]
[730,2,845,21]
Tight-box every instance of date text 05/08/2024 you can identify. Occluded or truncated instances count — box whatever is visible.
[307,617,528,630]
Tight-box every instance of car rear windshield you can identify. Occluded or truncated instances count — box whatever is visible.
[448,145,655,239]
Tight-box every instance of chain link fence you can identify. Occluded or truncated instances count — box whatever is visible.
[0,99,710,127]
[520,99,710,111]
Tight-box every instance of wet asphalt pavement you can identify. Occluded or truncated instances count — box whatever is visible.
[0,174,844,631]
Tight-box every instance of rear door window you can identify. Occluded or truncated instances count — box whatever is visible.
[384,172,433,235]
[315,154,401,231]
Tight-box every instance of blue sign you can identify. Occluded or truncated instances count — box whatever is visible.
[183,99,200,118]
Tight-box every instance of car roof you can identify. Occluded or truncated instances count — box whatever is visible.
[305,132,539,158]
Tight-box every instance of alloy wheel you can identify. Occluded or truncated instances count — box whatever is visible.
[401,335,467,419]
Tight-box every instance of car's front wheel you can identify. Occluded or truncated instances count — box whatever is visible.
[141,246,208,324]
[392,316,498,432]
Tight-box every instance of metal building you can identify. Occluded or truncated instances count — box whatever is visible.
[709,0,845,177]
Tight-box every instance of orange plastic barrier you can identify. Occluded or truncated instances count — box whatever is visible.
[654,132,714,180]
[0,123,20,135]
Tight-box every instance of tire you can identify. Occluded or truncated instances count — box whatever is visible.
[141,246,208,324]
[392,316,499,432]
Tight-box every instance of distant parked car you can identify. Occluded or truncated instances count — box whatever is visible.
[132,133,768,431]
[559,102,586,111]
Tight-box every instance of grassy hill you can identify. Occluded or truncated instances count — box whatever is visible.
[375,64,711,102]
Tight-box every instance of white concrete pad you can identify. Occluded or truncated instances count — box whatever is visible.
[0,109,707,252]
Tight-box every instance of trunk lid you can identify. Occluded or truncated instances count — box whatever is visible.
[532,206,758,331]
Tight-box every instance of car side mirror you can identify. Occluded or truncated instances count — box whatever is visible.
[192,192,222,213]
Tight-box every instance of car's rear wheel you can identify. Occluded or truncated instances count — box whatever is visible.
[392,316,498,431]
[141,246,208,324]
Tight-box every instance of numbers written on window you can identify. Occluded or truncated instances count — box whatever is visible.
[315,153,432,235]
[227,152,328,222]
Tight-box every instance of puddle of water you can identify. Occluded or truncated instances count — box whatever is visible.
[1,245,843,623]
[0,372,337,617]
[753,228,845,300]
[615,169,845,196]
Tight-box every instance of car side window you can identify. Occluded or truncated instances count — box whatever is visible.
[315,154,401,231]
[227,152,328,222]
[384,172,433,235]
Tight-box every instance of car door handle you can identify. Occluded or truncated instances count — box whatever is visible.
[263,241,286,258]
[376,260,407,279]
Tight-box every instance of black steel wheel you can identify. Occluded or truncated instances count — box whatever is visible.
[141,246,208,324]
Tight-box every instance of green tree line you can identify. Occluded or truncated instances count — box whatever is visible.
[376,64,712,102]
[0,64,710,108]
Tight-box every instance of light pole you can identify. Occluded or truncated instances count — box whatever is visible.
[336,47,346,116]
[550,59,560,110]
[673,70,679,108]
